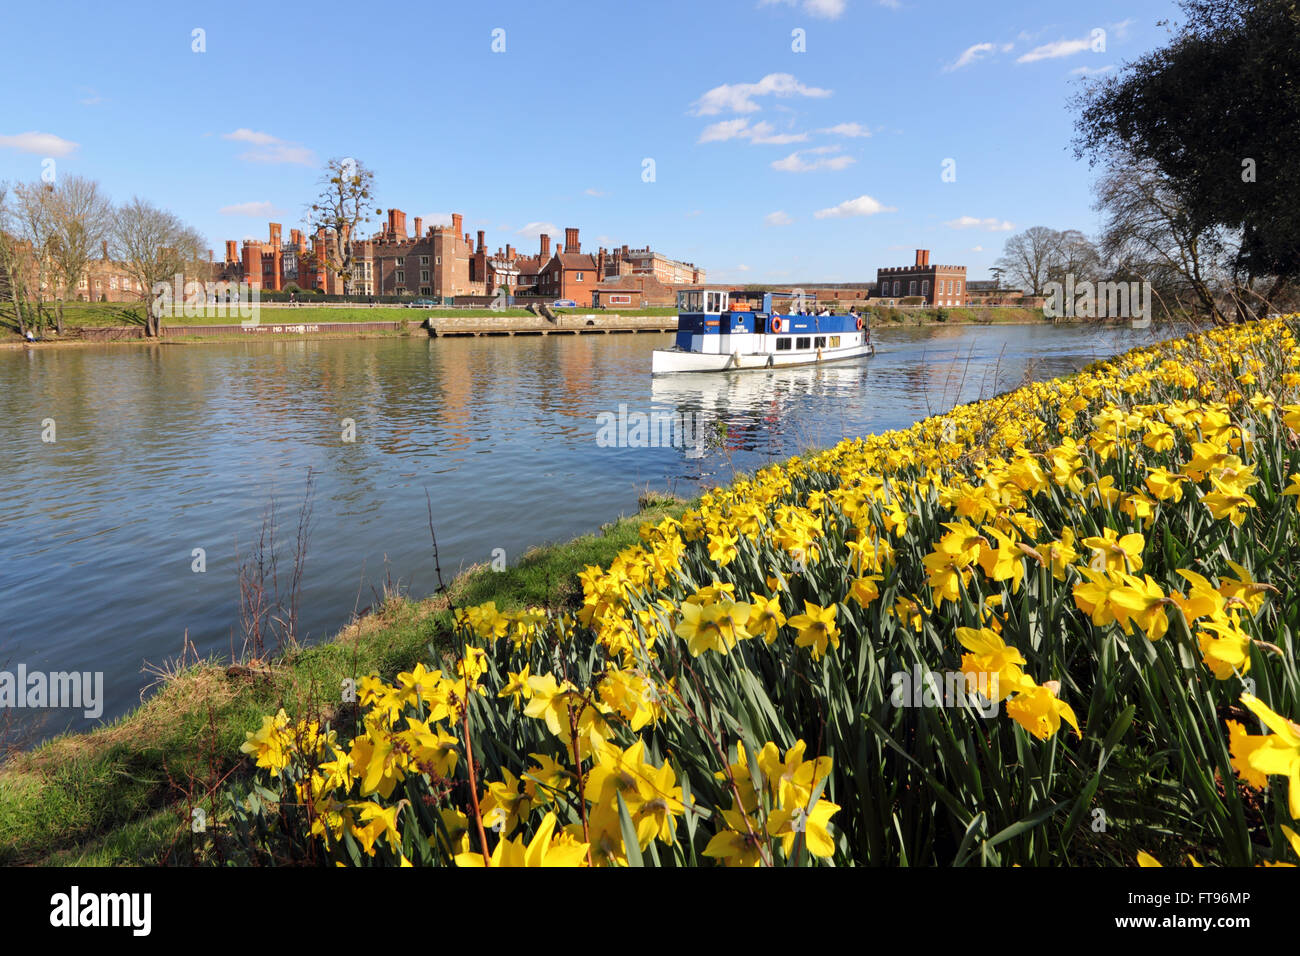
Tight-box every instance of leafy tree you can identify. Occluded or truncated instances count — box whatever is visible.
[1074,0,1300,318]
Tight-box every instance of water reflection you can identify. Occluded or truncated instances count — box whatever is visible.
[0,321,1185,739]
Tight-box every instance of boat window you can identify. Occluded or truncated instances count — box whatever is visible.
[815,336,826,348]
[796,336,811,350]
[775,338,792,351]
[829,335,840,347]
[677,291,704,312]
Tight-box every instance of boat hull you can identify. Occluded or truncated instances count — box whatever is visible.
[651,341,874,374]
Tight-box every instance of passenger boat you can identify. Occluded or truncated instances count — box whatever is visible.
[651,288,874,374]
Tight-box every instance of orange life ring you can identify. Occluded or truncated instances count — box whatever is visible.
[770,316,784,334]
[855,315,864,330]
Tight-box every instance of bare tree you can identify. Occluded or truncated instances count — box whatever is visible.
[0,183,37,336]
[45,176,112,335]
[994,226,1063,295]
[307,158,376,295]
[1094,155,1231,323]
[11,181,57,334]
[1048,229,1103,284]
[112,197,205,337]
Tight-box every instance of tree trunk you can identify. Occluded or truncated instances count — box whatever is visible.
[1260,276,1289,317]
[56,298,64,336]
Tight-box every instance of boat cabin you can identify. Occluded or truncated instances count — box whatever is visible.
[673,287,865,355]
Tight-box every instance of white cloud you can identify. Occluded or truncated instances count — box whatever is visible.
[698,118,808,144]
[584,187,608,197]
[819,122,870,137]
[1070,65,1114,76]
[1017,25,1126,65]
[772,145,855,172]
[945,216,1014,231]
[737,264,751,272]
[515,221,561,238]
[945,42,996,72]
[970,245,984,252]
[78,87,104,106]
[759,0,846,18]
[765,210,794,226]
[421,213,454,228]
[814,194,896,218]
[0,131,78,156]
[219,201,281,217]
[222,128,279,146]
[691,73,832,115]
[222,128,315,166]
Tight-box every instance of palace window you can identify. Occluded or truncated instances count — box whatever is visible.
[922,281,929,295]
[908,281,917,295]
[396,271,405,283]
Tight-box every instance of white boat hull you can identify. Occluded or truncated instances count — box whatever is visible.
[651,340,874,374]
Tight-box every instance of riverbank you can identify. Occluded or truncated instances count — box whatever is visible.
[2,303,1065,349]
[0,492,691,865]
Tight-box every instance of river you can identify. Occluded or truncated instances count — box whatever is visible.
[0,321,1179,740]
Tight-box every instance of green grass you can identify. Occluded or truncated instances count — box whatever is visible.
[2,302,679,334]
[0,494,691,865]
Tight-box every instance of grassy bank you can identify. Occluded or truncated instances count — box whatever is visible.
[0,494,690,865]
[869,306,1044,326]
[2,302,678,333]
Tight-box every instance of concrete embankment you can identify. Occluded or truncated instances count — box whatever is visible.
[57,313,676,343]
[425,313,677,336]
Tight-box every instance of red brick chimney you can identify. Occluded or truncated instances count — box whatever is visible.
[506,244,514,260]
[225,240,238,263]
[413,217,423,238]
[597,247,606,278]
[565,227,580,253]
[451,213,463,237]
[269,223,281,248]
[387,209,407,239]
[477,230,485,252]
[916,249,929,267]
[540,234,551,258]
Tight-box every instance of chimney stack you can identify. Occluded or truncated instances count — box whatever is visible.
[565,227,580,253]
[506,244,514,260]
[386,209,407,239]
[916,249,929,267]
[451,213,463,237]
[540,234,551,258]
[477,230,485,252]
[225,240,238,262]
[208,249,214,262]
[414,217,423,238]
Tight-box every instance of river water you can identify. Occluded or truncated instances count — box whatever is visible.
[0,321,1179,740]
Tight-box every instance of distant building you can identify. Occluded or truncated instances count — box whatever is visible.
[592,272,678,308]
[876,250,966,306]
[217,212,707,304]
[537,228,599,306]
[604,244,704,285]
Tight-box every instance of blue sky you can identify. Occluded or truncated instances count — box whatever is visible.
[0,0,1181,284]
